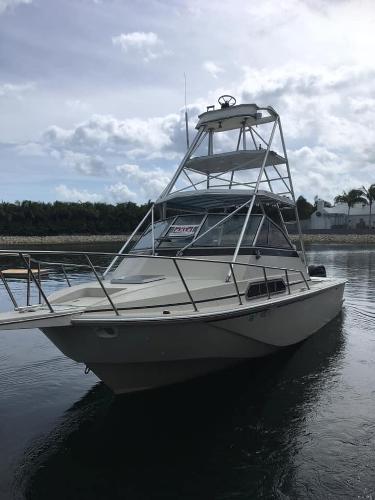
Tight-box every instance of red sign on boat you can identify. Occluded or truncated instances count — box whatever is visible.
[168,225,199,237]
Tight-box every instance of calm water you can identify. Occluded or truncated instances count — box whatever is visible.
[0,244,375,499]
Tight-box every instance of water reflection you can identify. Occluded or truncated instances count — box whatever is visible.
[16,315,345,500]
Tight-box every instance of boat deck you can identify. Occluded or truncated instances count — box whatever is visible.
[69,276,344,324]
[0,276,343,330]
[64,276,339,319]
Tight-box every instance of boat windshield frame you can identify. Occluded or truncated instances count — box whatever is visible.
[130,213,292,253]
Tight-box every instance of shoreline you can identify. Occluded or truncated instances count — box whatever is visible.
[0,233,375,246]
[293,234,375,244]
[0,234,128,246]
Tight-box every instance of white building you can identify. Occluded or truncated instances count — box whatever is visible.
[310,199,373,230]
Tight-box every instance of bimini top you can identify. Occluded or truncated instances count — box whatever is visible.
[158,189,294,211]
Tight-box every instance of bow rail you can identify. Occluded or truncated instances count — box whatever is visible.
[0,249,310,316]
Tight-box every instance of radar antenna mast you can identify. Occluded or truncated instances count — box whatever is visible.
[184,72,189,149]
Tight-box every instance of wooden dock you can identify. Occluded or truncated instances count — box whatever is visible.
[0,253,49,279]
[1,268,50,279]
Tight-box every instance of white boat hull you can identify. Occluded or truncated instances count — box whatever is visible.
[41,279,345,393]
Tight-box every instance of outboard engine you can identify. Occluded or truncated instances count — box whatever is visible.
[308,264,327,277]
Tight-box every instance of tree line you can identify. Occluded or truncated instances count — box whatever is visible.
[0,197,317,236]
[0,201,151,236]
[0,195,348,236]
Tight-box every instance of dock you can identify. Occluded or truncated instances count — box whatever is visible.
[0,253,50,279]
[1,268,50,279]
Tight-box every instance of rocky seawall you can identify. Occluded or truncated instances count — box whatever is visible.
[0,234,128,246]
[0,233,375,246]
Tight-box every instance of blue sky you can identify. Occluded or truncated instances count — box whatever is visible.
[1,0,375,203]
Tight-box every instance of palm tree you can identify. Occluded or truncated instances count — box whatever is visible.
[334,189,368,227]
[361,184,375,228]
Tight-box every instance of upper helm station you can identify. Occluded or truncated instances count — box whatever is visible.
[105,95,306,275]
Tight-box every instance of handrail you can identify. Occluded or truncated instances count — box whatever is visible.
[173,260,198,312]
[0,249,310,276]
[85,255,120,316]
[28,258,107,271]
[0,270,19,308]
[299,270,310,290]
[37,263,42,304]
[285,269,291,295]
[0,249,310,315]
[19,252,54,313]
[61,264,71,287]
[229,263,242,305]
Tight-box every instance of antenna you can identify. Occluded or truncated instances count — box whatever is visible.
[184,72,190,149]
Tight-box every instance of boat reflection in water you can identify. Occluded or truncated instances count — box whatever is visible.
[16,314,345,500]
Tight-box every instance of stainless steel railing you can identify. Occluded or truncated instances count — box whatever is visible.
[0,250,310,315]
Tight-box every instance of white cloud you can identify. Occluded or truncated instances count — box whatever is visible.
[0,0,31,14]
[12,59,373,205]
[54,149,107,176]
[65,99,89,112]
[288,143,375,203]
[0,82,35,98]
[55,184,103,202]
[15,142,45,156]
[38,61,375,203]
[233,63,375,201]
[53,164,170,204]
[42,110,198,160]
[112,31,168,62]
[203,61,224,79]
[106,182,136,202]
[4,0,375,204]
[112,31,159,50]
[239,65,371,102]
[115,163,170,200]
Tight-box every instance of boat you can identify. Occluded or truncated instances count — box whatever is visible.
[0,95,346,393]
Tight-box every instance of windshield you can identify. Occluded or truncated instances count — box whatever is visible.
[193,214,261,247]
[255,218,292,249]
[133,220,170,250]
[158,215,202,248]
[131,213,287,251]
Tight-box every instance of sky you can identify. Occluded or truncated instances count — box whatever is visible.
[0,0,375,204]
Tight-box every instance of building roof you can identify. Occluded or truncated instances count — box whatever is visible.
[320,202,370,216]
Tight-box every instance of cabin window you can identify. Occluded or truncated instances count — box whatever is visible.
[255,219,292,249]
[133,220,170,250]
[193,214,261,247]
[158,215,202,248]
[246,279,286,299]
